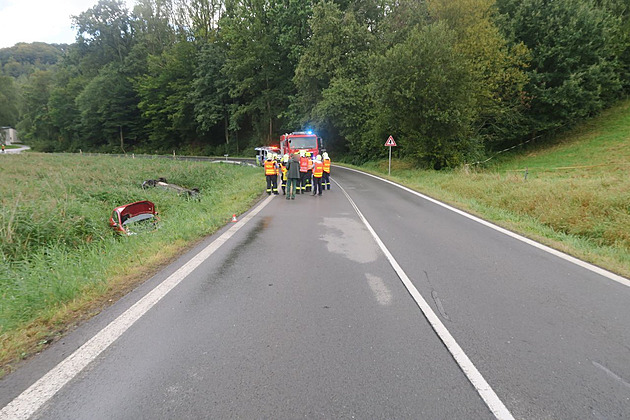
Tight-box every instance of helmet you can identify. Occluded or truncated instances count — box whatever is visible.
[306,152,311,157]
[300,150,305,157]
[322,152,329,160]
[282,154,289,163]
[316,155,322,162]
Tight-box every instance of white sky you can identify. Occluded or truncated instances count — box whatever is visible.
[0,0,136,49]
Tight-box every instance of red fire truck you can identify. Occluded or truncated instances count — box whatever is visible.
[279,131,323,157]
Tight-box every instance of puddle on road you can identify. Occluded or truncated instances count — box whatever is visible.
[319,217,378,263]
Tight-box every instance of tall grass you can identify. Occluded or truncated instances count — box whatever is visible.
[357,99,630,278]
[0,154,263,370]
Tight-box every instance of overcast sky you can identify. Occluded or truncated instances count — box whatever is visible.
[0,0,136,49]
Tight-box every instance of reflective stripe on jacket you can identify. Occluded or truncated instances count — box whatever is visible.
[299,156,309,172]
[323,159,331,173]
[264,160,276,175]
[313,161,324,178]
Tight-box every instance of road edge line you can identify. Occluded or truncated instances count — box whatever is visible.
[336,180,515,420]
[0,195,274,420]
[337,166,630,288]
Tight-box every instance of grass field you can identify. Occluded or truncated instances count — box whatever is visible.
[357,99,630,279]
[0,154,263,374]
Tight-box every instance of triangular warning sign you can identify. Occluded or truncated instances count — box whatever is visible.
[384,136,397,146]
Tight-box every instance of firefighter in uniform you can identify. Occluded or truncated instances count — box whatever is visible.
[322,152,331,190]
[299,151,309,194]
[264,154,279,195]
[312,155,324,196]
[280,154,289,195]
[305,152,313,192]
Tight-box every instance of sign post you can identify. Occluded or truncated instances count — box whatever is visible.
[384,136,397,175]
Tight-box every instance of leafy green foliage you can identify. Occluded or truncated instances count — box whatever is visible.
[497,0,625,132]
[0,76,19,126]
[371,23,479,168]
[1,0,628,167]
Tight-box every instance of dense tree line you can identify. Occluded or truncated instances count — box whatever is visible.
[0,0,628,168]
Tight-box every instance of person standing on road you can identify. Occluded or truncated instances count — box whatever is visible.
[299,150,309,194]
[312,155,324,196]
[280,154,289,195]
[322,152,331,190]
[264,154,279,195]
[286,152,301,200]
[305,152,314,192]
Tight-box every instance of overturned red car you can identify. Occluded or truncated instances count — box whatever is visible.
[109,200,159,235]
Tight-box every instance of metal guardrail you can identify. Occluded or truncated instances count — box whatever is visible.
[50,152,258,167]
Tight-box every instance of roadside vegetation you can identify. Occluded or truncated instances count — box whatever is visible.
[1,0,628,169]
[353,99,630,278]
[0,154,262,375]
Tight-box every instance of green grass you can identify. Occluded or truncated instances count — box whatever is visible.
[352,99,630,279]
[0,154,263,372]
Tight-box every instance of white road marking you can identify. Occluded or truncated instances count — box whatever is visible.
[336,180,515,420]
[338,166,630,288]
[0,196,274,420]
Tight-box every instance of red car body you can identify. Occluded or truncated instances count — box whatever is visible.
[109,200,159,235]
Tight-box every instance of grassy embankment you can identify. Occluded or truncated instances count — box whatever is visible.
[0,154,263,374]
[354,99,630,279]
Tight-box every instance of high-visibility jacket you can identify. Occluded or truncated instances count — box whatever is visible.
[264,160,277,176]
[299,156,309,172]
[323,158,331,173]
[281,164,288,180]
[307,158,314,171]
[313,161,324,178]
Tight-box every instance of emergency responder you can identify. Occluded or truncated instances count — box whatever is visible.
[312,155,324,196]
[305,152,313,192]
[280,154,289,195]
[264,153,279,195]
[286,152,301,199]
[322,152,331,190]
[298,150,308,194]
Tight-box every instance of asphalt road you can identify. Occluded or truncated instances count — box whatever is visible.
[1,166,629,419]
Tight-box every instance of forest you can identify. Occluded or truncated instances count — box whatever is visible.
[0,0,628,168]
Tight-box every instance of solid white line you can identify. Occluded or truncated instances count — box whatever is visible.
[337,166,630,288]
[0,195,275,420]
[335,180,515,420]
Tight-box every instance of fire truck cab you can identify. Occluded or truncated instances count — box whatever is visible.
[279,131,323,157]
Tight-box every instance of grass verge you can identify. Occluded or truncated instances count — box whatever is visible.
[345,99,630,279]
[0,153,264,375]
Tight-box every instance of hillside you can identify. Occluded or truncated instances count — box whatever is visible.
[363,98,630,278]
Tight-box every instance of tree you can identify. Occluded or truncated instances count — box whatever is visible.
[220,0,311,144]
[72,0,135,71]
[192,42,231,150]
[0,76,19,127]
[370,22,478,169]
[496,0,624,132]
[17,70,56,148]
[428,0,530,150]
[75,62,142,151]
[292,2,375,153]
[136,41,198,151]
